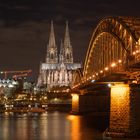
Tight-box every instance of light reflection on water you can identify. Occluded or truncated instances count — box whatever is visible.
[0,112,105,140]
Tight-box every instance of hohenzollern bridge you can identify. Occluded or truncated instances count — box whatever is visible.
[73,16,140,86]
[71,17,140,138]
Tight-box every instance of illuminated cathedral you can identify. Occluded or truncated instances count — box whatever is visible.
[37,21,81,90]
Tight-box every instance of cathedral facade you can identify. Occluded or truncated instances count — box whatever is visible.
[37,21,81,90]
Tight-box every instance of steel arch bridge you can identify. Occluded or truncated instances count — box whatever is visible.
[73,17,140,88]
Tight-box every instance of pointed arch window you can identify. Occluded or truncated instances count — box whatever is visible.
[66,53,69,59]
[50,53,54,59]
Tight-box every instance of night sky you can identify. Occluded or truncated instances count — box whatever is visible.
[0,0,140,81]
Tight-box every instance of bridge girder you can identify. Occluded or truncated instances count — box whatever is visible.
[83,17,140,81]
[73,17,140,87]
[71,68,83,87]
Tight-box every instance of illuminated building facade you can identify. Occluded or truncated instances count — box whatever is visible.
[37,21,81,90]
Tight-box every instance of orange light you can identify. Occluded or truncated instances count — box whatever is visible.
[67,115,75,121]
[111,63,116,67]
[72,94,79,102]
[105,67,109,71]
[100,70,103,73]
[73,94,78,100]
[118,60,122,63]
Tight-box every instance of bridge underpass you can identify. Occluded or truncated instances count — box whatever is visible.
[71,17,140,138]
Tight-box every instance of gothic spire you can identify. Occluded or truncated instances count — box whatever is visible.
[64,21,71,48]
[60,39,63,55]
[59,39,64,63]
[46,21,58,63]
[48,20,56,47]
[63,21,73,63]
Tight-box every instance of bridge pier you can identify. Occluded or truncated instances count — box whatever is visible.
[71,91,109,114]
[105,83,140,138]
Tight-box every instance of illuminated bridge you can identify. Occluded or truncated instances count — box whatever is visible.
[73,16,140,88]
[71,17,140,138]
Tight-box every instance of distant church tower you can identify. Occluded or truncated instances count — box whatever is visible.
[46,21,58,63]
[63,21,73,63]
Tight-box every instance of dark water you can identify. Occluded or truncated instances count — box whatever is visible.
[0,112,108,140]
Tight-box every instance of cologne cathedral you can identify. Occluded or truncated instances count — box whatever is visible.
[37,21,81,90]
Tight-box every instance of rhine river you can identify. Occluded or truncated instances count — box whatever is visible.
[0,111,108,140]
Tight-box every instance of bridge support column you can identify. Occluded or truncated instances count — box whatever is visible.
[71,92,109,114]
[105,84,140,138]
[71,94,80,113]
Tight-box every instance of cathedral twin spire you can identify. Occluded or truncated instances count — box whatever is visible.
[64,21,72,49]
[48,21,56,48]
[46,21,73,64]
[46,21,58,63]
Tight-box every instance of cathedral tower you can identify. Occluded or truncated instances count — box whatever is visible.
[63,21,73,63]
[59,39,64,63]
[46,21,58,63]
[37,21,81,89]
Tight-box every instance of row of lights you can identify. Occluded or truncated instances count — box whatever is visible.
[48,89,70,93]
[132,50,140,55]
[72,59,122,89]
[133,42,140,55]
[0,80,18,88]
[73,44,140,89]
[87,59,122,81]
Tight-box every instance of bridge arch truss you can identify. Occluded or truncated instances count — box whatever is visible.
[83,17,140,80]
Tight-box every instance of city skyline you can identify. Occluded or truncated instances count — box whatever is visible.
[0,0,140,81]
